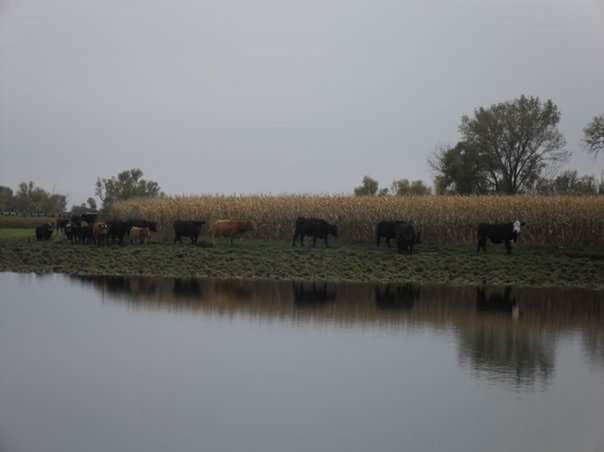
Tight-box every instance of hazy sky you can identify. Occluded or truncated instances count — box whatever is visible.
[1,0,603,204]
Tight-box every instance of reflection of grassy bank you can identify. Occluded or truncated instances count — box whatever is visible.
[2,237,604,289]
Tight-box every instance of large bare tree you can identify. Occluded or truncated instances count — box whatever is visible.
[460,95,568,194]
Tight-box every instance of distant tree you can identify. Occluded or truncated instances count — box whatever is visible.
[86,197,97,210]
[0,186,13,211]
[378,187,389,196]
[95,169,162,210]
[460,95,568,194]
[391,179,431,196]
[353,176,379,196]
[534,170,600,195]
[583,114,604,157]
[391,179,410,196]
[429,143,490,194]
[409,180,431,196]
[8,181,66,214]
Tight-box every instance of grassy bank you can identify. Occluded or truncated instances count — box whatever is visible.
[1,235,603,289]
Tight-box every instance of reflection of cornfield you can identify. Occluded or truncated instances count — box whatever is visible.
[110,195,604,245]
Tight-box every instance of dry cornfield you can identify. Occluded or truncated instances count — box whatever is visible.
[109,195,604,247]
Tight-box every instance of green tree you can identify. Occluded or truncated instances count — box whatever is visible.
[534,170,600,195]
[429,143,490,194]
[95,169,162,210]
[10,181,66,214]
[583,114,604,157]
[391,179,410,195]
[391,179,431,196]
[87,197,97,210]
[0,186,13,211]
[409,180,431,196]
[460,95,568,194]
[353,176,379,196]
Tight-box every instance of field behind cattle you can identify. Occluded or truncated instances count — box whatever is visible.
[110,195,604,247]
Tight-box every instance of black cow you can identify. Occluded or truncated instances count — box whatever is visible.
[64,222,74,241]
[106,221,130,245]
[56,218,69,236]
[128,219,158,233]
[396,222,418,254]
[292,217,338,247]
[35,223,54,241]
[81,213,98,224]
[477,220,525,254]
[376,221,404,247]
[376,220,422,247]
[77,221,94,244]
[174,220,206,244]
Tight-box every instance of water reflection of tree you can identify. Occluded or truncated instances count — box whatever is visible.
[582,329,604,367]
[457,287,556,389]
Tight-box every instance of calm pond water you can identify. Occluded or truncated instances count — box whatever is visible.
[1,273,603,452]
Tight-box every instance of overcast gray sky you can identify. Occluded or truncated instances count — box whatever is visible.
[1,0,603,205]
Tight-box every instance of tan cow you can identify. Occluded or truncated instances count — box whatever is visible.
[93,223,109,246]
[211,219,254,244]
[130,226,150,245]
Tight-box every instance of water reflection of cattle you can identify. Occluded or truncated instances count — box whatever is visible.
[476,287,519,317]
[173,278,204,299]
[375,284,420,310]
[214,280,253,301]
[292,281,336,308]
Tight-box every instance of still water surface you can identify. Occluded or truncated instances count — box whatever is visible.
[0,273,603,452]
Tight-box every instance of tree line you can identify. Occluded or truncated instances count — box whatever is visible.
[354,96,603,196]
[1,169,163,216]
[430,96,603,195]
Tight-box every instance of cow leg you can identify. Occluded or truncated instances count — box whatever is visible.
[386,237,391,248]
[292,233,297,247]
[313,236,317,247]
[324,236,329,248]
[477,237,486,253]
[505,240,512,254]
[376,235,381,247]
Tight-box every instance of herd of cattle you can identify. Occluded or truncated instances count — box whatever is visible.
[34,214,525,254]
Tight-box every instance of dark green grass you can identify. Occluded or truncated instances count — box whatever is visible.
[0,228,36,239]
[0,216,56,229]
[1,236,603,289]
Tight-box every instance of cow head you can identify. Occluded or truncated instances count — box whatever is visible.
[512,220,525,242]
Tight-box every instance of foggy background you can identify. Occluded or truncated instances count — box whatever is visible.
[1,0,603,205]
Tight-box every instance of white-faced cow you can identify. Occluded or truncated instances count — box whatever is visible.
[477,220,525,254]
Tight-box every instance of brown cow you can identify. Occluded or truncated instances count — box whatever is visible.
[93,223,109,246]
[212,219,254,244]
[130,226,150,244]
